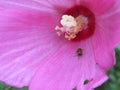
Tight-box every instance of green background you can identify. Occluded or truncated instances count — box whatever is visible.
[0,48,120,90]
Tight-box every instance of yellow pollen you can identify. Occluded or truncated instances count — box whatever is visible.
[57,32,61,36]
[55,15,88,40]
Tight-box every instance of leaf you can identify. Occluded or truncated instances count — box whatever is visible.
[0,82,28,90]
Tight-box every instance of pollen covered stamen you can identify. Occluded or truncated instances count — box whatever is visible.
[61,15,77,28]
[55,15,88,40]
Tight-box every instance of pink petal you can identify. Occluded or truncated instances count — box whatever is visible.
[91,25,116,71]
[0,0,45,11]
[97,0,120,47]
[0,0,76,13]
[80,0,115,15]
[29,39,108,90]
[0,8,65,87]
[92,1,120,70]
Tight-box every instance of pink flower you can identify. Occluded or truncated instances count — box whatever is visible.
[0,0,120,90]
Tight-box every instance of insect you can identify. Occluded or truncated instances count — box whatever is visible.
[84,79,93,85]
[84,80,89,85]
[76,48,83,56]
[72,86,77,90]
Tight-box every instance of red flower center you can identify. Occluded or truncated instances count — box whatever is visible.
[65,5,95,41]
[55,5,95,41]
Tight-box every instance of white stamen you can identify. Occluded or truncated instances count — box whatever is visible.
[60,15,77,27]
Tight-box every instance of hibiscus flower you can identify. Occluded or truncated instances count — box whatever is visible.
[0,0,120,90]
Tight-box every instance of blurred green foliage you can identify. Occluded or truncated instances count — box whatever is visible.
[0,82,28,90]
[95,47,120,90]
[0,48,120,90]
[0,82,27,90]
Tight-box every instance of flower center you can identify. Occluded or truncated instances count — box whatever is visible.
[55,15,88,40]
[55,5,95,41]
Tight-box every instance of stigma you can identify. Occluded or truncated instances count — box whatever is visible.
[55,15,88,40]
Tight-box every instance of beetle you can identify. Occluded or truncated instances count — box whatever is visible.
[72,86,77,90]
[76,48,83,56]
